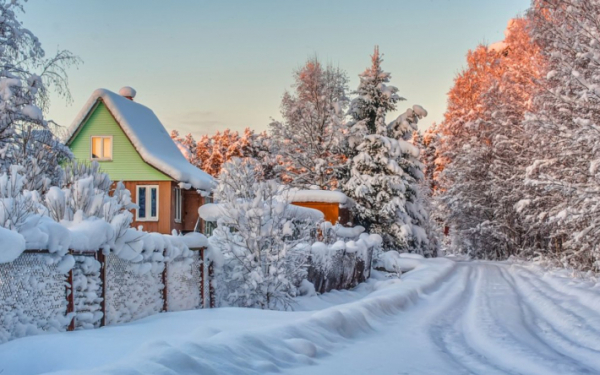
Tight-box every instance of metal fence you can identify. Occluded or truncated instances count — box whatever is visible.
[0,247,214,343]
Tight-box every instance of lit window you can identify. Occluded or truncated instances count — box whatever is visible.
[174,187,182,223]
[137,185,159,221]
[91,136,112,160]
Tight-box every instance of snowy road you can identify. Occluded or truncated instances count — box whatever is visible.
[286,262,600,375]
[1,258,599,375]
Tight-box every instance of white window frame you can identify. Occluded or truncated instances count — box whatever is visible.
[90,136,113,161]
[136,185,159,221]
[174,187,182,223]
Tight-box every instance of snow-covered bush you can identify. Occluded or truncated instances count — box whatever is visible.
[211,158,315,310]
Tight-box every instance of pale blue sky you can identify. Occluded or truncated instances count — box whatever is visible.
[21,0,530,138]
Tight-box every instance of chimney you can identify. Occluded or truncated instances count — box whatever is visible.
[118,86,136,101]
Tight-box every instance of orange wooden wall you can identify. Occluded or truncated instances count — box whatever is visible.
[292,202,340,224]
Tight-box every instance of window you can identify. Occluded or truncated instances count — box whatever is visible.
[203,195,214,236]
[174,187,182,223]
[91,136,113,160]
[136,185,159,221]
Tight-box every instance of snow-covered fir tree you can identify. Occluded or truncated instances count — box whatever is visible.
[270,57,349,190]
[343,47,430,253]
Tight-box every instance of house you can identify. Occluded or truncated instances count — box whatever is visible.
[288,190,351,225]
[66,87,214,235]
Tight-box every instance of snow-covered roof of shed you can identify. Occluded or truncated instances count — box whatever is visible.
[287,189,348,204]
[199,203,324,223]
[66,88,214,191]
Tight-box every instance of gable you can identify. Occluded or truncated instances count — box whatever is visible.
[68,102,172,182]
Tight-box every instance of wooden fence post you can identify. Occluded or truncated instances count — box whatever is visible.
[200,248,205,308]
[162,249,169,312]
[209,262,215,308]
[66,261,75,331]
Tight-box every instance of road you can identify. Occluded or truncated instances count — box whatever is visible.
[286,262,600,375]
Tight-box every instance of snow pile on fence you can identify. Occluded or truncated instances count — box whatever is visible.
[73,256,103,329]
[308,225,382,294]
[0,228,211,343]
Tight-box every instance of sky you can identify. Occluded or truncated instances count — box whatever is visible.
[21,0,530,139]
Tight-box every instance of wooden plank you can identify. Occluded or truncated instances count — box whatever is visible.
[66,267,75,331]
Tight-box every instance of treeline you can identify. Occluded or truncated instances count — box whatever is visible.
[171,50,440,256]
[431,0,600,271]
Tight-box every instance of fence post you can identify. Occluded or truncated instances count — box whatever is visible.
[200,248,205,308]
[208,261,215,308]
[162,248,169,312]
[66,259,75,331]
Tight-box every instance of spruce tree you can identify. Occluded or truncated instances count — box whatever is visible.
[343,47,428,252]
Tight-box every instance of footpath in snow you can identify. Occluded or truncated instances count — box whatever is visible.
[1,256,600,375]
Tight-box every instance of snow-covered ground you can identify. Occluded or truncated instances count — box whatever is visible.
[1,257,599,375]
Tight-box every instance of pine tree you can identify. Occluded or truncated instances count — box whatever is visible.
[343,47,428,253]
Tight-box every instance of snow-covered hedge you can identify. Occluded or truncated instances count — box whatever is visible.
[308,226,382,294]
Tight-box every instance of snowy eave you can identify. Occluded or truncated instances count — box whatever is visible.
[66,89,214,191]
[287,189,348,204]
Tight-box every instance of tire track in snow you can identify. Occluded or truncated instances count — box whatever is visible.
[511,266,600,339]
[502,266,600,371]
[434,263,594,375]
[427,265,514,375]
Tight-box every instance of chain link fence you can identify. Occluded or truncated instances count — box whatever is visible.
[0,247,212,343]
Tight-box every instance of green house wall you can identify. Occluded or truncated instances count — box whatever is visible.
[68,101,172,182]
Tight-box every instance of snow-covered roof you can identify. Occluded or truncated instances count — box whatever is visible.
[287,189,348,204]
[198,203,325,223]
[66,88,214,192]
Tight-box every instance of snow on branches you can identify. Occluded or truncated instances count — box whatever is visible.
[343,47,435,255]
[210,158,315,310]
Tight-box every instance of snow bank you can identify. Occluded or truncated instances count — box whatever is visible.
[66,89,214,191]
[0,258,455,375]
[374,251,425,274]
[0,226,25,263]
